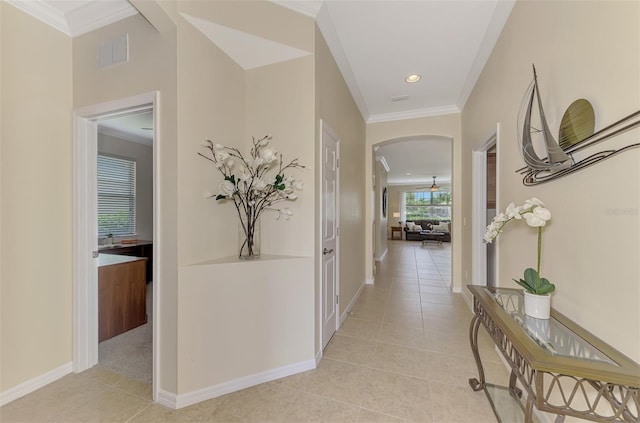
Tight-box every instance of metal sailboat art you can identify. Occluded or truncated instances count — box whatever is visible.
[516,65,640,186]
[520,65,572,171]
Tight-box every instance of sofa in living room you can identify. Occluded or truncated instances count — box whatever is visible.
[403,220,451,242]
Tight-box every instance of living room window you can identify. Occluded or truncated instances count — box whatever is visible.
[98,154,136,236]
[403,191,451,221]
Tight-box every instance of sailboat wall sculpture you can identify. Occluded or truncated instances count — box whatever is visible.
[520,65,572,170]
[517,65,640,186]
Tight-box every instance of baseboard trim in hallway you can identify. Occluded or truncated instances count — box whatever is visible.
[158,358,317,410]
[0,362,72,407]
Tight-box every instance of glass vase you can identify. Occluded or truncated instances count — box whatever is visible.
[238,216,260,260]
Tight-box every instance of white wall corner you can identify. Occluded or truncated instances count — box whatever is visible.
[0,362,72,407]
[365,278,374,285]
[156,389,179,410]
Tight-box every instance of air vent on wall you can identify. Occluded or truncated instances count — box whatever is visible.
[98,34,129,68]
[391,95,409,102]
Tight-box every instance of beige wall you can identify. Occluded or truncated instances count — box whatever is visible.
[245,58,316,257]
[374,161,388,259]
[315,25,367,353]
[461,0,640,362]
[0,3,73,391]
[98,134,154,242]
[174,2,317,395]
[175,11,246,265]
[367,115,462,288]
[73,13,180,392]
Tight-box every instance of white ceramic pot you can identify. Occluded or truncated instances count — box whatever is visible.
[523,291,551,319]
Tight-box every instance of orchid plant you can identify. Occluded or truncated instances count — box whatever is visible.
[199,135,304,259]
[484,198,555,295]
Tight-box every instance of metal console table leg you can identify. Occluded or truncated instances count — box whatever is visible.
[468,314,486,391]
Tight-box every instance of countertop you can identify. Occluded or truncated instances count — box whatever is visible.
[98,253,147,267]
[98,240,152,250]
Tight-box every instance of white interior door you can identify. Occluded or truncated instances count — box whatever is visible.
[321,122,339,349]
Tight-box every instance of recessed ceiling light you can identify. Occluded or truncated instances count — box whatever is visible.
[405,74,421,83]
[405,172,411,176]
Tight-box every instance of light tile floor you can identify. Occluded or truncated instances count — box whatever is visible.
[1,240,508,422]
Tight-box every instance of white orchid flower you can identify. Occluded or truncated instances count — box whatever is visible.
[214,143,225,150]
[525,197,544,207]
[287,193,298,200]
[294,181,304,191]
[506,203,522,219]
[523,212,546,227]
[494,212,507,223]
[533,206,551,221]
[201,139,213,147]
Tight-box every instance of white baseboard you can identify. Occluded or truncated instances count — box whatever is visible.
[315,349,322,366]
[158,358,317,409]
[461,290,474,312]
[364,278,374,285]
[339,280,365,325]
[375,248,387,262]
[0,362,73,406]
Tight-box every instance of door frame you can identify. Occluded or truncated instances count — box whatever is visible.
[72,91,159,399]
[472,125,499,287]
[318,119,340,355]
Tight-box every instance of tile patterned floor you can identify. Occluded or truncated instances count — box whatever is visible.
[1,240,508,422]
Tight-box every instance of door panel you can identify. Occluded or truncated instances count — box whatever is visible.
[322,123,339,349]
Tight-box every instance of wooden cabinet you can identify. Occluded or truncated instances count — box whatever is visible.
[100,241,152,283]
[98,254,147,342]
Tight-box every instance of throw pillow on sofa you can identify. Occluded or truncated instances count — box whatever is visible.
[433,223,448,232]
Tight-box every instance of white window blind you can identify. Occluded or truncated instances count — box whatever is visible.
[98,155,136,236]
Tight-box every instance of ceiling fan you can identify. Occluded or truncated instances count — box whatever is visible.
[415,176,440,192]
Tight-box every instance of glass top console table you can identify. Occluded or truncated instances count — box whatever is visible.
[467,285,639,423]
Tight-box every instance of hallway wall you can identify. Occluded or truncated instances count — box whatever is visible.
[0,2,73,394]
[461,0,640,361]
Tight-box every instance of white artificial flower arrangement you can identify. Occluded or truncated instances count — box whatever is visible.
[199,135,305,259]
[485,198,555,295]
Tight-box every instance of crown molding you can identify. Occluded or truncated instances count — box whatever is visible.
[6,0,138,38]
[367,105,461,124]
[6,0,70,35]
[67,1,138,37]
[316,4,369,122]
[456,0,515,111]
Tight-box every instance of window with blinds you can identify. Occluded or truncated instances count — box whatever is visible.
[98,155,136,236]
[403,190,452,221]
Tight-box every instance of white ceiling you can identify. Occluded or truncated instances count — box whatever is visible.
[11,0,515,185]
[376,137,452,187]
[98,109,154,146]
